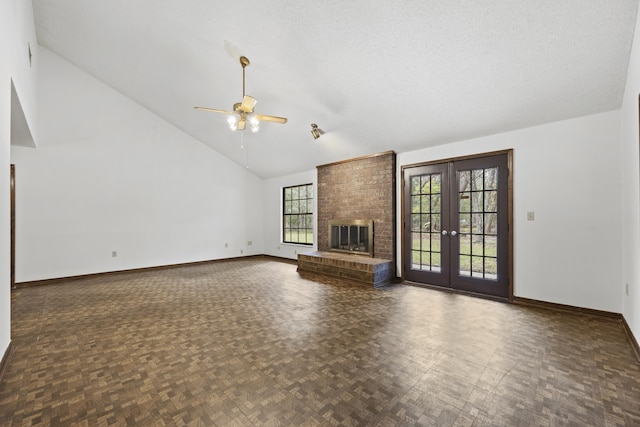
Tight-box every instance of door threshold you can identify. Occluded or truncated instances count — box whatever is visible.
[402,280,512,303]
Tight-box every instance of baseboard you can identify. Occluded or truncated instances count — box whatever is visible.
[0,341,13,384]
[262,254,298,265]
[14,255,267,288]
[513,297,621,318]
[621,316,640,363]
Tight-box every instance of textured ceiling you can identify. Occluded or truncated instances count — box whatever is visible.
[33,0,639,178]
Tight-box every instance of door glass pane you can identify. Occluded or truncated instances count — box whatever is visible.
[419,214,429,231]
[421,234,431,251]
[432,213,441,232]
[411,176,421,194]
[472,170,484,191]
[484,213,497,235]
[472,193,483,212]
[421,195,431,213]
[421,175,432,193]
[485,236,497,256]
[473,236,484,256]
[458,171,470,191]
[431,174,441,191]
[459,255,471,276]
[459,192,470,212]
[484,167,498,190]
[431,252,441,272]
[412,250,421,266]
[471,256,484,276]
[410,172,442,272]
[459,213,470,233]
[459,234,471,255]
[412,195,420,212]
[411,214,421,231]
[421,252,431,270]
[456,167,500,280]
[484,190,498,212]
[432,194,441,213]
[432,234,441,253]
[471,214,483,234]
[485,257,497,279]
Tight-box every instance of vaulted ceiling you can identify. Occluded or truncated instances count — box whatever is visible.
[33,0,639,178]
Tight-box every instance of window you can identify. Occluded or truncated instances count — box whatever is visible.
[283,183,314,245]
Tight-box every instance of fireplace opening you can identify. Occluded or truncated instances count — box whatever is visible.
[329,220,373,257]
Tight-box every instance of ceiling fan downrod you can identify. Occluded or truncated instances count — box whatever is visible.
[240,56,249,98]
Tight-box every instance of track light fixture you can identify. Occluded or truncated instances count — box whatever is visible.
[311,123,322,139]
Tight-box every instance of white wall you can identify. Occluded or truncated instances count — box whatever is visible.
[1,0,38,360]
[11,48,264,282]
[9,0,38,143]
[397,110,623,313]
[263,169,317,259]
[621,3,640,344]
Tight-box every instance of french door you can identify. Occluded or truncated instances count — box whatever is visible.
[402,152,511,299]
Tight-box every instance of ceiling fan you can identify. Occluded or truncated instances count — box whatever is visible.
[195,56,287,133]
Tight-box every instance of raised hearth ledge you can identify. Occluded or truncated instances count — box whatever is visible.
[297,251,393,288]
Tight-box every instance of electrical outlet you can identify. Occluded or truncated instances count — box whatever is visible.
[247,241,253,246]
[225,243,228,248]
[527,211,535,221]
[112,251,117,258]
[626,283,630,296]
[240,249,243,254]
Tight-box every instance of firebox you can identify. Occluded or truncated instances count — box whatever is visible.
[328,219,374,257]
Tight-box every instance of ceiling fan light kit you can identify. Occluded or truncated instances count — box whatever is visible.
[195,56,287,134]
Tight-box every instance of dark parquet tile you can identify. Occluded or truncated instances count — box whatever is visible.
[1,258,640,426]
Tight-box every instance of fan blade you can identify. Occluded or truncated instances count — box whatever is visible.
[254,114,288,124]
[239,95,257,113]
[194,106,235,115]
[224,40,243,62]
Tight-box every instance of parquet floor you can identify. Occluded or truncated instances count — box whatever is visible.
[1,258,639,426]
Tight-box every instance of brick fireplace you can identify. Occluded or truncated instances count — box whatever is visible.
[297,151,397,286]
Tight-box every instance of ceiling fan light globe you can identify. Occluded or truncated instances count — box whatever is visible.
[227,115,239,131]
[249,115,260,133]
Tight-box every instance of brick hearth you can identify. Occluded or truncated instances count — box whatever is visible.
[297,251,393,288]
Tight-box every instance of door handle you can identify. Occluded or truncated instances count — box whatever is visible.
[441,230,448,236]
[451,231,457,236]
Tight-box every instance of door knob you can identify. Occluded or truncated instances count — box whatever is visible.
[451,231,457,236]
[441,230,448,236]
